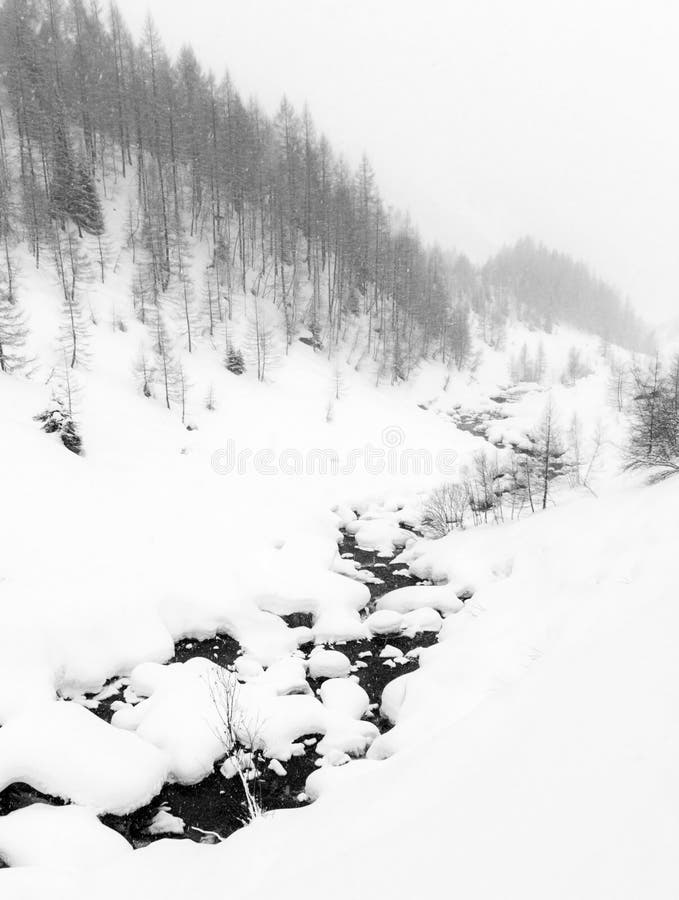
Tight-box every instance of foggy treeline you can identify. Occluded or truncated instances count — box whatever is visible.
[0,0,650,390]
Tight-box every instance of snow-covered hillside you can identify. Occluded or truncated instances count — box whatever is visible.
[3,169,676,897]
[1,323,677,897]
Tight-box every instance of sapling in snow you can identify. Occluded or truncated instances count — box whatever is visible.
[207,668,262,823]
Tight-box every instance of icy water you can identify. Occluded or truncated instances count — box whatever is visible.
[0,529,442,854]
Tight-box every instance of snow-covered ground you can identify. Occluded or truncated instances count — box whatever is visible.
[2,460,678,897]
[2,176,675,896]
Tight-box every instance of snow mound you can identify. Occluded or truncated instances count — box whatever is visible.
[308,649,352,679]
[401,607,443,636]
[375,674,409,728]
[255,657,310,695]
[379,645,402,659]
[250,692,378,761]
[111,654,377,769]
[0,701,169,815]
[376,584,464,615]
[345,514,412,556]
[365,610,404,635]
[0,804,132,868]
[147,808,185,836]
[319,679,370,719]
[111,658,229,785]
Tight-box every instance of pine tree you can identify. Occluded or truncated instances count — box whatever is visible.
[71,159,105,235]
[202,268,223,338]
[626,355,679,477]
[225,343,245,375]
[0,257,29,375]
[531,395,565,509]
[53,227,91,369]
[134,345,156,398]
[49,124,77,229]
[152,312,180,410]
[448,303,472,370]
[246,299,278,382]
[174,269,198,353]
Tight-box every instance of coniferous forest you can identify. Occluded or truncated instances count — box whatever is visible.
[0,0,650,392]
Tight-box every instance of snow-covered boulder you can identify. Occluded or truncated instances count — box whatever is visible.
[365,609,404,635]
[0,701,169,815]
[376,584,464,615]
[308,649,352,679]
[320,679,370,719]
[234,656,264,681]
[401,607,443,636]
[257,656,310,695]
[378,674,409,727]
[111,658,229,786]
[147,808,185,836]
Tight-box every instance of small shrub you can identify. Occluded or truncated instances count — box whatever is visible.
[421,482,469,537]
[34,401,83,455]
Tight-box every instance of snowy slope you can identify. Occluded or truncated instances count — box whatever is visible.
[0,158,668,896]
[1,472,677,897]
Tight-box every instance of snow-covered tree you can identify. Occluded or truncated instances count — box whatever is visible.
[0,257,29,375]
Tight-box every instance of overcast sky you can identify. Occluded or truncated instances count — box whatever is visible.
[115,0,679,324]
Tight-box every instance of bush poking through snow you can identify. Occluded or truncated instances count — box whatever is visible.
[204,383,217,411]
[34,400,83,455]
[206,667,262,823]
[625,354,679,479]
[421,482,469,537]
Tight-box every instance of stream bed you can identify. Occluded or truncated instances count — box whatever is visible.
[0,527,443,854]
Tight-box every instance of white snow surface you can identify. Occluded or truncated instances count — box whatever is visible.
[307,649,352,679]
[365,609,404,635]
[0,805,132,868]
[147,809,185,837]
[110,658,229,785]
[110,653,377,771]
[0,216,669,896]
[0,701,169,815]
[319,679,370,720]
[4,475,679,898]
[375,583,464,615]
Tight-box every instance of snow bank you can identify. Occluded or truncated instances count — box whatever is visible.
[21,476,674,900]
